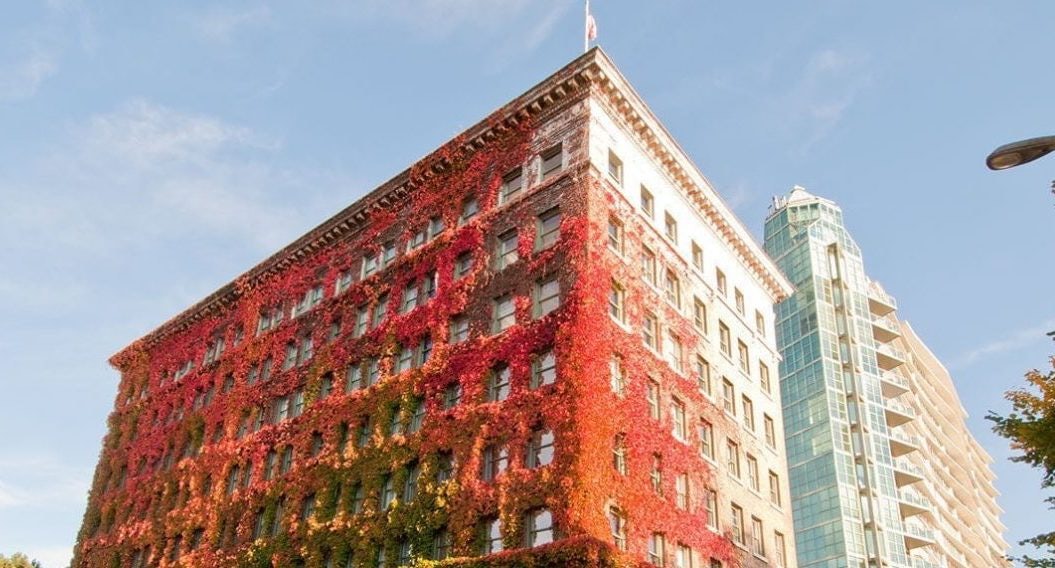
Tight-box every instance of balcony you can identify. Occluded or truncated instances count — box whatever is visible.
[911,556,940,568]
[868,286,898,316]
[893,459,925,486]
[880,371,910,397]
[884,398,917,427]
[889,430,921,457]
[899,490,932,517]
[871,317,901,343]
[876,344,907,370]
[903,522,936,549]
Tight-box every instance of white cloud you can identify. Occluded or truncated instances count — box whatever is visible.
[194,5,272,43]
[955,318,1055,367]
[782,49,872,153]
[0,99,358,318]
[0,46,59,102]
[326,0,566,44]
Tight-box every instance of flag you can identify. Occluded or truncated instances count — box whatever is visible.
[584,0,597,52]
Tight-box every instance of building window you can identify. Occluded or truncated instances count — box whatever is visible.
[481,445,508,481]
[535,276,560,317]
[647,380,661,420]
[443,382,462,410]
[726,440,740,477]
[433,528,451,560]
[642,311,658,350]
[607,149,623,184]
[742,396,755,431]
[699,420,714,460]
[409,227,427,250]
[482,517,503,554]
[705,489,718,530]
[675,544,692,568]
[640,186,654,218]
[640,250,658,288]
[401,281,419,313]
[746,454,759,492]
[675,473,690,510]
[487,365,511,402]
[380,474,395,509]
[492,294,516,332]
[608,506,627,551]
[403,462,421,502]
[608,217,624,253]
[664,270,681,307]
[764,414,776,448]
[613,434,628,475]
[437,451,454,482]
[459,197,479,225]
[737,340,750,374]
[671,398,688,442]
[354,306,368,337]
[609,281,626,323]
[750,517,765,557]
[664,212,678,243]
[499,167,523,204]
[362,253,379,278]
[696,356,712,396]
[648,533,666,566]
[536,207,561,250]
[718,321,731,356]
[691,241,704,271]
[349,484,364,514]
[774,532,787,567]
[734,288,745,315]
[540,143,563,178]
[356,418,372,448]
[693,298,708,333]
[372,293,388,329]
[531,349,556,388]
[396,343,414,373]
[650,453,663,494]
[429,215,445,239]
[455,251,474,278]
[664,331,684,373]
[279,445,294,475]
[715,268,727,296]
[450,315,469,344]
[366,357,379,386]
[730,504,744,545]
[300,493,316,521]
[610,356,627,395]
[495,229,519,269]
[397,541,412,566]
[409,398,426,433]
[755,310,765,336]
[526,428,555,468]
[759,362,771,394]
[769,470,782,506]
[722,378,735,415]
[375,245,396,273]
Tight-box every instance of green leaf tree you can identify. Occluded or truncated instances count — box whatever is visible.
[0,553,43,568]
[989,356,1055,567]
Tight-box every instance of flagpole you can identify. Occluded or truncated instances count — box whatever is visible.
[584,0,590,53]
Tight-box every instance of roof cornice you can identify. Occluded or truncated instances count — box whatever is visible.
[110,49,603,367]
[585,49,793,301]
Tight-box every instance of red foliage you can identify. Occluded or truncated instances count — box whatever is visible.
[73,116,737,568]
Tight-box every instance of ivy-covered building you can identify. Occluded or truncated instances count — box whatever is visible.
[74,49,796,568]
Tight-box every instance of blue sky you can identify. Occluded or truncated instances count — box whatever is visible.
[1,1,1053,566]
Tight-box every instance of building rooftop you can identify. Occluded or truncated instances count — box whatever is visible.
[111,47,793,368]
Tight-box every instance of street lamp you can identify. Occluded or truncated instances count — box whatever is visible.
[986,135,1055,170]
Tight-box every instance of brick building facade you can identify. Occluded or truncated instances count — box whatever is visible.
[74,49,796,568]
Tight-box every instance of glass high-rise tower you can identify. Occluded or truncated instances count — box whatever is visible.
[763,186,1007,568]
